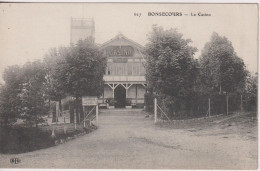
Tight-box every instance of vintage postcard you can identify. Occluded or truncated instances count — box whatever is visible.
[0,2,258,170]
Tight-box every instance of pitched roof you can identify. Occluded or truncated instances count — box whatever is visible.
[100,33,144,49]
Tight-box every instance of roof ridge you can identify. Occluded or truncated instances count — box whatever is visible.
[100,33,144,49]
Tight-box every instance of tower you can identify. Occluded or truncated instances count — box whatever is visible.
[70,18,95,45]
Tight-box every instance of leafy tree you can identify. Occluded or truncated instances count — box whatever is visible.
[244,72,257,111]
[0,65,22,127]
[56,38,107,123]
[199,32,247,94]
[43,47,67,122]
[145,25,198,115]
[19,61,48,127]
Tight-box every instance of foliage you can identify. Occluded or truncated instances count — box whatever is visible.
[54,38,107,123]
[43,47,68,122]
[0,65,22,126]
[57,38,106,98]
[199,32,247,94]
[244,72,257,111]
[145,25,198,115]
[0,127,54,154]
[0,61,48,127]
[125,99,131,106]
[145,28,254,118]
[43,47,67,102]
[19,61,48,127]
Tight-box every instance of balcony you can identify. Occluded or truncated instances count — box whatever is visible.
[103,75,146,82]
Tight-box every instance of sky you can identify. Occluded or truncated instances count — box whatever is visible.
[0,3,258,83]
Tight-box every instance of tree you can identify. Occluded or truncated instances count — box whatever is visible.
[19,61,48,127]
[0,65,22,127]
[56,38,107,123]
[145,25,198,115]
[199,32,247,94]
[43,47,67,122]
[244,72,257,111]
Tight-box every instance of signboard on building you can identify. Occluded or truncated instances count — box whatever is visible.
[105,46,134,57]
[82,96,98,106]
[113,58,128,63]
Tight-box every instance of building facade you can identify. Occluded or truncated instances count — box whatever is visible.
[98,34,146,108]
[70,18,146,109]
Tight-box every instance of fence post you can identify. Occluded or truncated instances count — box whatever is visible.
[226,95,229,115]
[208,98,211,117]
[78,112,80,124]
[154,98,157,124]
[96,104,99,127]
[83,112,86,128]
[51,126,55,139]
[74,109,77,129]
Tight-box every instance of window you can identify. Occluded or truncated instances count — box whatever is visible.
[127,63,132,75]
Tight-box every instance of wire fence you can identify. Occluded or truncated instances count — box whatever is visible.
[145,92,256,120]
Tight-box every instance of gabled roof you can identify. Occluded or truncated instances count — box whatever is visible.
[100,33,144,50]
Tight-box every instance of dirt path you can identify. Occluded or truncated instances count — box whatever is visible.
[0,109,257,169]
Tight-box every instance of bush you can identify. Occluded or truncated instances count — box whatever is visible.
[106,98,114,106]
[0,127,54,154]
[0,123,93,154]
[126,99,131,106]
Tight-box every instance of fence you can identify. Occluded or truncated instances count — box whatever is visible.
[40,123,85,134]
[146,92,254,121]
[40,104,98,138]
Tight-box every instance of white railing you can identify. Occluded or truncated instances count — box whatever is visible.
[104,75,145,82]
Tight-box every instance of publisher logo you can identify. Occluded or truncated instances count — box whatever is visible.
[10,158,21,164]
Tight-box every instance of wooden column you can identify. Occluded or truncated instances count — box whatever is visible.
[136,85,138,103]
[112,85,115,99]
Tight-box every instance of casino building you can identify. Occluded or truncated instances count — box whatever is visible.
[71,18,146,109]
[98,34,146,108]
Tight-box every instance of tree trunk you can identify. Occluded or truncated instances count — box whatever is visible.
[52,106,56,123]
[48,98,51,117]
[59,99,62,116]
[4,116,8,127]
[226,94,229,115]
[208,98,211,117]
[69,101,74,123]
[79,101,84,123]
[240,94,243,112]
[76,96,79,124]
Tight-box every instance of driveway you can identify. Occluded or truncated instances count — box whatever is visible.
[0,109,257,169]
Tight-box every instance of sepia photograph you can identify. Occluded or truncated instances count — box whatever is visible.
[0,2,258,170]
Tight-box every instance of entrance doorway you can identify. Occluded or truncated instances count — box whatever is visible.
[114,84,126,108]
